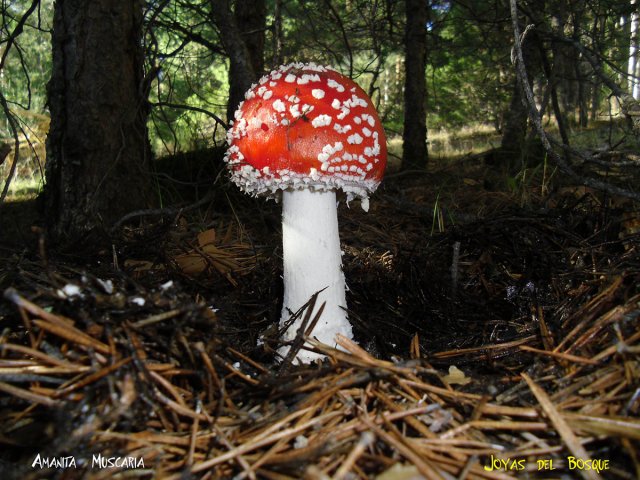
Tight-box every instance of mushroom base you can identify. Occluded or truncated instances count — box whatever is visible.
[278,189,352,363]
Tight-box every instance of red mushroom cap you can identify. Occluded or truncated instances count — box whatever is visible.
[224,63,387,201]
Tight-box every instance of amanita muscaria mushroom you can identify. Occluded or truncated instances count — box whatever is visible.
[224,62,386,363]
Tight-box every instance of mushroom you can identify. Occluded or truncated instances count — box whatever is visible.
[224,62,387,363]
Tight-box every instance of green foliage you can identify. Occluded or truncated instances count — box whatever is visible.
[147,44,229,154]
[426,1,512,130]
[144,2,230,154]
[0,1,52,135]
[2,0,639,171]
[0,1,53,196]
[145,0,407,154]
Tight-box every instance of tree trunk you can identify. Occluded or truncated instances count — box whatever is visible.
[401,0,428,170]
[210,0,265,121]
[499,27,540,169]
[590,14,605,121]
[549,1,578,125]
[629,0,640,98]
[576,60,589,127]
[572,4,589,127]
[43,0,153,245]
[500,80,531,163]
[272,0,284,65]
[235,0,266,76]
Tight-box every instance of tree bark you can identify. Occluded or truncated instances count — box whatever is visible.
[235,0,266,76]
[500,79,531,163]
[210,0,265,121]
[629,0,640,98]
[43,0,153,245]
[401,0,428,170]
[571,3,589,127]
[499,26,540,169]
[272,0,284,65]
[590,14,605,121]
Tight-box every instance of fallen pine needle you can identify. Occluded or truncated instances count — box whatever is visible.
[521,373,600,480]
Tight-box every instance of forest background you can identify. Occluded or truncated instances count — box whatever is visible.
[1,0,639,245]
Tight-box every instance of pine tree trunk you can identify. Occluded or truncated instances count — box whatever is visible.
[499,30,539,169]
[629,0,640,98]
[500,80,530,162]
[590,14,605,122]
[235,0,266,76]
[401,0,428,170]
[572,5,589,127]
[43,0,152,245]
[211,0,265,121]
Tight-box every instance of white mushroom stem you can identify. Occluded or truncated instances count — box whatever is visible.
[279,188,352,363]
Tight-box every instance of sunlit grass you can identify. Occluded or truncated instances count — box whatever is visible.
[2,175,43,202]
[386,120,635,171]
[387,123,501,170]
[429,123,500,159]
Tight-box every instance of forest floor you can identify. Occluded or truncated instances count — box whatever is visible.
[0,147,639,479]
